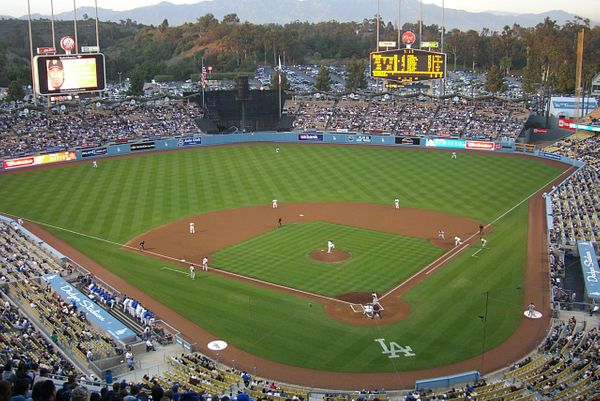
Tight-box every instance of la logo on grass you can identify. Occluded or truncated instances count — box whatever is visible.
[375,338,416,359]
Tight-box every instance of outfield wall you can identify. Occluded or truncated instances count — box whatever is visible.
[1,131,584,171]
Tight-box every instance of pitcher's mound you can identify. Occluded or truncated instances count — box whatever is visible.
[309,248,350,262]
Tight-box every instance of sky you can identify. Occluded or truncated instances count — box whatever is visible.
[2,0,599,21]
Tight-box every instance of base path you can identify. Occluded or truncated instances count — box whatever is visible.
[21,169,572,390]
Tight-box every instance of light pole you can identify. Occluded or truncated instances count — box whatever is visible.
[479,291,489,374]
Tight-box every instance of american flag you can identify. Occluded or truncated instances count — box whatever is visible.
[201,65,207,88]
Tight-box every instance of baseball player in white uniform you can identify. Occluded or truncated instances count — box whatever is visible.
[454,236,462,246]
[327,240,335,254]
[394,199,400,209]
[371,292,379,304]
[272,199,278,208]
[451,152,457,159]
[189,222,195,234]
[189,264,196,280]
[92,160,98,168]
[438,230,445,240]
[202,256,209,271]
[481,238,487,248]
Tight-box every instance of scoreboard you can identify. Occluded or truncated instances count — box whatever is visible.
[370,48,446,83]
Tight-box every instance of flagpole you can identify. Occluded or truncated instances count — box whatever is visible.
[278,56,282,118]
[201,57,205,109]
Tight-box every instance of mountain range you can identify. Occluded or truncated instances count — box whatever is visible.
[19,0,596,32]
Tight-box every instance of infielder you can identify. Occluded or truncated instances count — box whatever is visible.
[394,198,400,209]
[202,256,209,271]
[454,236,462,246]
[438,230,445,240]
[189,264,196,280]
[481,238,487,248]
[327,240,335,254]
[272,199,278,208]
[189,222,195,234]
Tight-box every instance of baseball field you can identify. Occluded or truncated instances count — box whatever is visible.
[0,143,567,387]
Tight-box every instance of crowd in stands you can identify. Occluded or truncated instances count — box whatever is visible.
[290,97,526,140]
[0,222,65,283]
[0,102,201,159]
[543,133,600,247]
[0,299,77,379]
[404,316,600,400]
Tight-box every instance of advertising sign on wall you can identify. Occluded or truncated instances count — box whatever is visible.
[3,151,76,169]
[298,134,324,141]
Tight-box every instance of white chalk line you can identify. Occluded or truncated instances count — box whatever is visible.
[0,212,353,306]
[161,266,190,276]
[380,165,577,301]
[2,165,576,308]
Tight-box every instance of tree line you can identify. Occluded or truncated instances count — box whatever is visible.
[1,14,598,97]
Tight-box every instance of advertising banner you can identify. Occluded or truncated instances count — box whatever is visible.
[395,137,421,146]
[558,118,577,131]
[542,152,562,161]
[533,128,548,134]
[177,136,202,147]
[81,147,108,158]
[130,141,156,152]
[3,151,76,169]
[298,134,323,141]
[425,138,466,149]
[42,274,137,342]
[346,135,372,143]
[577,242,600,299]
[465,140,495,151]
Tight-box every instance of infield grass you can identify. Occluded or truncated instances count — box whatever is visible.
[0,144,564,372]
[212,221,444,296]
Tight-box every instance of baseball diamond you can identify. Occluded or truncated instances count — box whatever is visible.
[0,143,570,389]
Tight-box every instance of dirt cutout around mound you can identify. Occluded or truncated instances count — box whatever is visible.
[309,248,351,262]
[125,202,481,326]
[14,150,574,390]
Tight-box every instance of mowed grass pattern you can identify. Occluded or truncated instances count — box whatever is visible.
[212,221,444,296]
[0,144,564,372]
[0,145,560,242]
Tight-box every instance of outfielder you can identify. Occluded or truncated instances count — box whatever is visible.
[451,152,457,159]
[189,264,196,280]
[92,160,98,168]
[189,222,195,234]
[327,240,335,254]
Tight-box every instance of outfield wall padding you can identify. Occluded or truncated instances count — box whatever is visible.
[415,370,480,391]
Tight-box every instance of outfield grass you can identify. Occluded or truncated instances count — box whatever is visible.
[0,144,563,372]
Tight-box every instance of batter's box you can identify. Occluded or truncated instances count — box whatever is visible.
[349,302,385,313]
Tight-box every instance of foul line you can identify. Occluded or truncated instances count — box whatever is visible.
[1,165,577,308]
[161,266,190,276]
[472,248,483,258]
[0,212,353,307]
[380,166,577,301]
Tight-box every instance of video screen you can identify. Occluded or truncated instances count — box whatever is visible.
[34,54,106,95]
